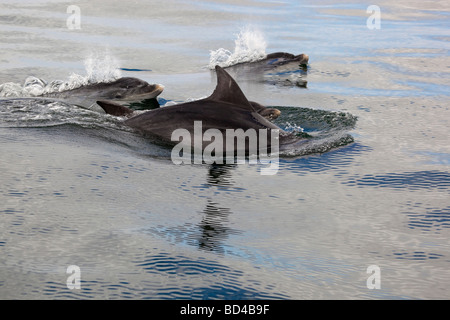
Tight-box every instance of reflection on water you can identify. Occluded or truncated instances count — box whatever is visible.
[205,163,236,188]
[134,164,292,299]
[198,200,236,253]
[150,164,241,254]
[198,164,242,253]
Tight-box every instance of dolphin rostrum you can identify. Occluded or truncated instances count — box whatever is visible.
[39,77,164,112]
[97,66,304,154]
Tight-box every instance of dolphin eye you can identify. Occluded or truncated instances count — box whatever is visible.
[115,94,122,99]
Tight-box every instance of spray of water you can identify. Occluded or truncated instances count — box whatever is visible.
[209,26,267,69]
[0,53,122,98]
[83,53,122,84]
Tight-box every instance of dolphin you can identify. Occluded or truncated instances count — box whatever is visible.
[39,77,164,112]
[97,97,281,121]
[266,52,309,65]
[228,52,309,69]
[249,101,281,121]
[97,66,304,154]
[223,52,309,87]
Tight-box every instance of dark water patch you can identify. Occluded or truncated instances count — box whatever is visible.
[53,191,67,198]
[278,142,371,175]
[127,98,160,111]
[343,170,450,190]
[6,214,26,228]
[120,68,152,72]
[133,251,289,299]
[162,284,285,300]
[135,252,235,275]
[391,251,445,261]
[403,201,450,233]
[1,208,24,215]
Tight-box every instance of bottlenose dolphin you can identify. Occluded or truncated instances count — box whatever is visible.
[98,98,281,121]
[249,101,281,121]
[228,52,309,69]
[97,66,303,154]
[39,77,164,112]
[223,52,309,87]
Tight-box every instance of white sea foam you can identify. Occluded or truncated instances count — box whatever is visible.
[83,53,122,84]
[209,26,267,69]
[0,53,122,98]
[283,122,305,134]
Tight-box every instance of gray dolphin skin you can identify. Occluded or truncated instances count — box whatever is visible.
[266,52,309,65]
[97,66,303,153]
[223,52,309,70]
[39,77,164,111]
[249,101,281,121]
[222,52,309,88]
[235,52,309,68]
[97,98,281,121]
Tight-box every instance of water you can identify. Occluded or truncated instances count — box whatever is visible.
[1,0,449,300]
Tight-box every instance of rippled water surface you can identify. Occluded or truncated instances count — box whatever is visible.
[1,0,449,300]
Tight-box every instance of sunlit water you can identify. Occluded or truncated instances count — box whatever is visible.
[1,0,449,300]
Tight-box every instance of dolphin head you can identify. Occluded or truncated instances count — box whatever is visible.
[257,107,281,120]
[249,101,281,120]
[93,77,164,103]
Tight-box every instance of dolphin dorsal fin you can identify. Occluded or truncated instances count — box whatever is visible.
[207,65,256,112]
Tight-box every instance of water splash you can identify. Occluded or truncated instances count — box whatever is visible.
[0,53,122,98]
[83,53,122,84]
[0,98,124,130]
[273,106,357,157]
[209,26,267,68]
[283,122,305,134]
